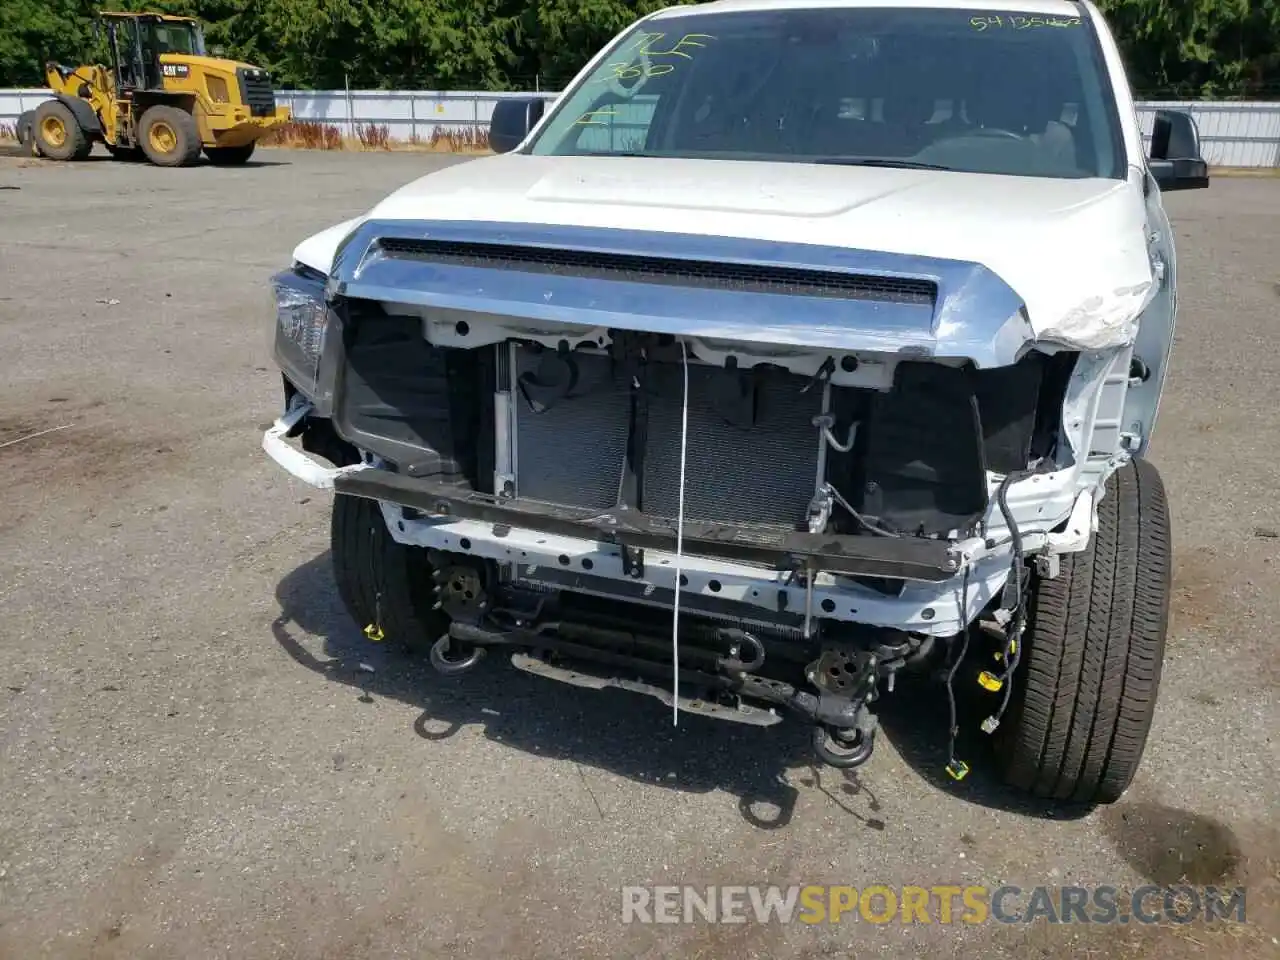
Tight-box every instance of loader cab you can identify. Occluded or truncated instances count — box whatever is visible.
[101,13,205,94]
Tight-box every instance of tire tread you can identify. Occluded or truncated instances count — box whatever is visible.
[33,101,91,161]
[999,459,1171,804]
[330,494,443,652]
[139,105,201,167]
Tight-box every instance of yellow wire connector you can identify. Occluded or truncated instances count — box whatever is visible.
[363,623,385,642]
[945,759,970,781]
[977,670,1004,692]
[994,639,1019,662]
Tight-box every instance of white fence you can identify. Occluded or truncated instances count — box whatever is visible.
[275,89,558,142]
[4,87,1279,167]
[1136,100,1280,168]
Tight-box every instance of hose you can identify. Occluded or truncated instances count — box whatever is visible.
[990,472,1027,724]
[944,566,971,771]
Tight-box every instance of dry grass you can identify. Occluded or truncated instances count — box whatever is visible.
[421,125,490,152]
[260,121,343,150]
[1210,165,1280,177]
[0,123,16,143]
[258,120,491,154]
[355,123,391,149]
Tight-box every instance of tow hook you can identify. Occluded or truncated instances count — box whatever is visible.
[806,646,880,769]
[429,633,486,676]
[715,628,765,676]
[427,556,490,676]
[813,722,877,769]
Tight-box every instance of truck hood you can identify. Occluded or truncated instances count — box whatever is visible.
[295,154,1157,351]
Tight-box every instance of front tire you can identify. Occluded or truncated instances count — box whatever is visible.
[331,493,445,652]
[998,458,1171,804]
[139,105,201,167]
[33,101,91,161]
[204,143,256,165]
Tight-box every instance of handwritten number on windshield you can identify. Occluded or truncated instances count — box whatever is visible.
[603,61,675,82]
[970,15,1082,30]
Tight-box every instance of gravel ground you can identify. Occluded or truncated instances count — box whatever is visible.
[0,148,1276,960]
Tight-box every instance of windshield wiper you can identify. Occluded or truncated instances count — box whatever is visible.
[812,157,951,170]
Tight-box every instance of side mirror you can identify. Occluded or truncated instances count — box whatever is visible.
[489,98,546,154]
[1148,109,1209,192]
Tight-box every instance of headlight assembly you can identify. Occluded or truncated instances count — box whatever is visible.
[271,265,336,415]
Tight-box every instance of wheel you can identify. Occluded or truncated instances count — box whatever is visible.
[204,143,256,165]
[33,101,91,161]
[331,493,445,653]
[138,105,201,167]
[998,458,1171,804]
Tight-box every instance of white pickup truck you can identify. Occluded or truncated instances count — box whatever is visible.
[264,0,1208,803]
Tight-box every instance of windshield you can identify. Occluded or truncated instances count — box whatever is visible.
[529,7,1123,179]
[147,21,206,56]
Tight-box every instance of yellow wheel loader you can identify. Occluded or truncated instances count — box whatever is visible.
[18,12,290,167]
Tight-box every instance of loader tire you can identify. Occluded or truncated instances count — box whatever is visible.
[998,458,1171,805]
[139,106,201,167]
[204,143,256,165]
[331,493,445,654]
[33,100,91,161]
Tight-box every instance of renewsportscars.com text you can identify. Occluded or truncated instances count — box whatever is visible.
[621,884,1247,925]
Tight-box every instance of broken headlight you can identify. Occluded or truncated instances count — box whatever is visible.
[271,265,336,414]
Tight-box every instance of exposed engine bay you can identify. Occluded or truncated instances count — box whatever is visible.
[277,274,1095,767]
[328,309,1076,551]
[264,211,1154,775]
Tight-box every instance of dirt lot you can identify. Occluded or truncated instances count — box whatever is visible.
[0,149,1276,959]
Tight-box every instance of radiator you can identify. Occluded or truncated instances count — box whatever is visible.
[511,347,631,509]
[512,345,822,530]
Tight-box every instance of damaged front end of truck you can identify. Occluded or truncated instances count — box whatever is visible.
[264,216,1145,773]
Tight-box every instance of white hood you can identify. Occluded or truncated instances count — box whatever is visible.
[294,154,1157,351]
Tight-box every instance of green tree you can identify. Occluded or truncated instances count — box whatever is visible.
[1097,0,1280,96]
[0,0,96,84]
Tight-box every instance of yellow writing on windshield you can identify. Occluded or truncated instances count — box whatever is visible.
[594,32,716,84]
[970,15,1082,30]
[573,108,618,125]
[602,61,674,82]
[631,32,716,59]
